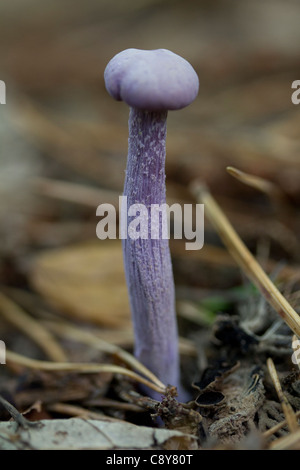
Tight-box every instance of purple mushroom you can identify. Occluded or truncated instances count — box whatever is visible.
[104,49,199,400]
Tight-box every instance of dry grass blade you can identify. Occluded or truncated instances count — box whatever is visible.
[267,357,298,433]
[269,427,300,450]
[5,350,167,395]
[226,166,287,206]
[47,403,125,422]
[0,291,67,362]
[43,320,167,390]
[263,410,300,439]
[34,177,120,208]
[226,166,298,253]
[191,182,300,338]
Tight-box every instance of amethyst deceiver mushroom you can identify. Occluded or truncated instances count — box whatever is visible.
[104,49,199,400]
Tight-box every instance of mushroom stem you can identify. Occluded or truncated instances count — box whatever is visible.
[104,48,199,402]
[126,108,167,206]
[122,107,180,398]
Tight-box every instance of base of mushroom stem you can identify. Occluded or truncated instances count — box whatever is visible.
[140,382,192,404]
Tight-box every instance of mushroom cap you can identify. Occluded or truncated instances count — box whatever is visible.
[104,48,199,111]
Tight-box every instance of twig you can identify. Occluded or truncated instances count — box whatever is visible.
[0,395,36,429]
[191,182,300,338]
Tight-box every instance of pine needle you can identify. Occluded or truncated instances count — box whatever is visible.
[267,357,298,433]
[191,182,300,338]
[5,350,167,395]
[0,291,67,362]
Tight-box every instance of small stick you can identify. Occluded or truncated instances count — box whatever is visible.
[191,182,300,338]
[0,395,36,429]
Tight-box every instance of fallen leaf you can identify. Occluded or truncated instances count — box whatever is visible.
[30,240,130,327]
[0,418,198,450]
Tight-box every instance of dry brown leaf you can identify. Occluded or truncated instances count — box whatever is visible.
[30,240,130,327]
[0,418,198,450]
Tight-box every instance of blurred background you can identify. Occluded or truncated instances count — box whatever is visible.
[0,0,299,336]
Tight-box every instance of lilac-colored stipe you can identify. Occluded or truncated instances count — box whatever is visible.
[122,109,181,399]
[104,49,199,401]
